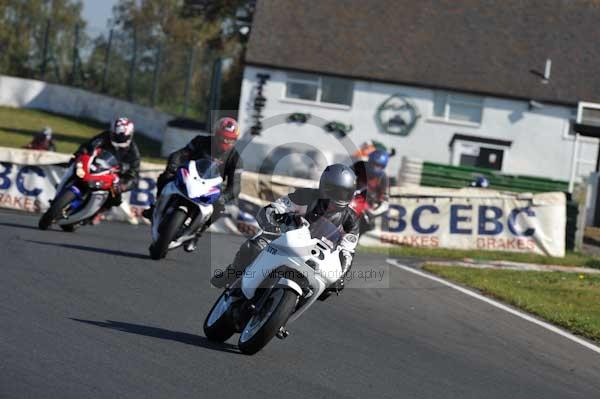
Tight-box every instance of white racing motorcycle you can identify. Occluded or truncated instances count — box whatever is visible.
[204,214,345,355]
[149,159,222,260]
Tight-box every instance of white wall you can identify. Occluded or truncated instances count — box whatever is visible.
[0,75,172,141]
[237,66,599,182]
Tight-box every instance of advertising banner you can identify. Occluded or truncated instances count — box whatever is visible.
[0,147,255,235]
[0,148,566,256]
[359,192,566,257]
[239,173,566,257]
[0,156,162,223]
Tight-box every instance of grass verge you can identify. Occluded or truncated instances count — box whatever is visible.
[0,106,164,164]
[359,245,600,269]
[422,265,600,344]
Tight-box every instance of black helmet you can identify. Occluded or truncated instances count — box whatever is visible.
[319,164,356,209]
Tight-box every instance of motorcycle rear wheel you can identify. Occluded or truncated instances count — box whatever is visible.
[149,209,187,260]
[238,288,297,355]
[38,190,76,230]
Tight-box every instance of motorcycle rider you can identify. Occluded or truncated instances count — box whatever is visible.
[142,117,242,252]
[211,164,360,297]
[72,117,140,215]
[351,149,390,234]
[24,126,56,152]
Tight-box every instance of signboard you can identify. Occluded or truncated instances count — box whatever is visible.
[359,193,566,257]
[0,147,257,235]
[0,148,566,256]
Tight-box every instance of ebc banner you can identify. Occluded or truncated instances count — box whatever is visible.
[360,192,566,257]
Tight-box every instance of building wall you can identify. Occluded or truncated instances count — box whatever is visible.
[237,66,599,182]
[0,75,172,141]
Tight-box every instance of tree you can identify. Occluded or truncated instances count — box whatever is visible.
[0,0,86,81]
[99,0,255,118]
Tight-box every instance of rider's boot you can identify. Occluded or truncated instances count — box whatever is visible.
[276,326,290,340]
[142,204,154,221]
[183,235,199,252]
[91,213,103,225]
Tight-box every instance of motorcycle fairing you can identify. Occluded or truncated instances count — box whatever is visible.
[240,225,343,324]
[151,181,214,248]
[57,190,109,226]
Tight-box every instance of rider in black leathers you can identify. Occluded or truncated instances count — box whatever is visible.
[211,164,360,298]
[74,117,140,209]
[143,117,242,251]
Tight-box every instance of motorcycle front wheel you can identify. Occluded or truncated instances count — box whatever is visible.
[149,208,187,260]
[38,189,77,230]
[238,288,297,355]
[203,291,236,342]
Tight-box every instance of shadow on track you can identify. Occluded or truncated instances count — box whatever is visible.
[25,239,150,260]
[0,222,43,231]
[71,318,239,354]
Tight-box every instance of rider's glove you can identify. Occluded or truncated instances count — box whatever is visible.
[265,202,287,225]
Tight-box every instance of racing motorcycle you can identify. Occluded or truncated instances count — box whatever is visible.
[204,214,345,355]
[350,188,389,235]
[38,148,120,232]
[149,159,222,260]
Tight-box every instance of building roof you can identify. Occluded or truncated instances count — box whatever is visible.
[246,0,600,106]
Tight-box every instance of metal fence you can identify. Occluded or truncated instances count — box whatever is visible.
[5,20,227,122]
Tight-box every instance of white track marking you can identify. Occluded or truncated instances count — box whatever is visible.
[386,258,600,355]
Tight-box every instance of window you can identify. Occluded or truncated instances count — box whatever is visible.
[458,146,504,170]
[284,72,354,106]
[450,134,511,171]
[433,92,483,124]
[321,77,354,105]
[285,73,319,101]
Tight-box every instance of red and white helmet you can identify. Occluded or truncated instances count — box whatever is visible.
[110,117,134,148]
[215,117,239,153]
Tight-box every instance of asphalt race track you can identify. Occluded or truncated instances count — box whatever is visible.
[1,209,599,398]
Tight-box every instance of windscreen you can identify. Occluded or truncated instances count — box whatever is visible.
[91,151,119,173]
[308,217,343,249]
[194,159,221,179]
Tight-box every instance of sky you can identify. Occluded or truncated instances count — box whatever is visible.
[81,0,119,33]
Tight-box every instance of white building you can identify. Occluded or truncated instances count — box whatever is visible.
[236,0,600,183]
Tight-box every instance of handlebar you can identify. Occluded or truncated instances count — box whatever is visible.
[274,213,309,228]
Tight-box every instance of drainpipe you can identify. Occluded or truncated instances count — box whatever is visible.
[568,133,580,193]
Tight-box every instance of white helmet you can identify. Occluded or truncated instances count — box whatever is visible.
[110,117,134,148]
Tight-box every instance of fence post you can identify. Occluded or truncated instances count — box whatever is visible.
[127,27,137,102]
[70,23,80,85]
[40,19,51,80]
[151,43,162,107]
[182,45,197,116]
[101,29,113,93]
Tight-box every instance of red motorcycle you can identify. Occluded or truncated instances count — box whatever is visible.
[350,189,389,235]
[38,148,120,231]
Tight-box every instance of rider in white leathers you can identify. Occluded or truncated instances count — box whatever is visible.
[212,164,360,295]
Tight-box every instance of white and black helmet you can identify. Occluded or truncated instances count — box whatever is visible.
[110,117,134,148]
[319,164,356,209]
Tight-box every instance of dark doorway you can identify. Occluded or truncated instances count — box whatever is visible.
[459,147,504,170]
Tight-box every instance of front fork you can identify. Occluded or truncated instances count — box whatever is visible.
[225,281,277,333]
